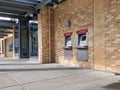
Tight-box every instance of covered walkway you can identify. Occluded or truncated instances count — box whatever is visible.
[0,1,120,89]
[0,59,120,90]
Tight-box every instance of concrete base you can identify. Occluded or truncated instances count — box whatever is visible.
[29,56,38,63]
[13,54,19,59]
[0,58,120,90]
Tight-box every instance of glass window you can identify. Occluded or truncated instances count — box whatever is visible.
[78,34,87,46]
[81,36,86,41]
[65,36,72,47]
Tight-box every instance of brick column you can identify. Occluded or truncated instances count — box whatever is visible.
[0,40,2,56]
[38,6,54,63]
[2,39,5,57]
[13,28,15,58]
[94,0,106,70]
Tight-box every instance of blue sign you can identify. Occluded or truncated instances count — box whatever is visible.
[8,42,13,52]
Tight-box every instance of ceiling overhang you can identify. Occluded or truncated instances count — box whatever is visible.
[0,0,65,38]
[0,0,65,19]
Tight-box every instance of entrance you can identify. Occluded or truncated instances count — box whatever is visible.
[29,21,38,62]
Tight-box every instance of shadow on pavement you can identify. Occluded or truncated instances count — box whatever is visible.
[102,81,120,90]
[0,63,40,65]
[0,67,87,72]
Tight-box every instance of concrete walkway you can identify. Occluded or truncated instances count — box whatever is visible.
[0,59,120,90]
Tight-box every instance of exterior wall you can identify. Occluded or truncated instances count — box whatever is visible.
[94,0,106,70]
[38,6,49,63]
[104,0,120,73]
[5,36,13,57]
[38,6,52,63]
[93,0,120,73]
[2,39,6,57]
[0,40,3,56]
[53,0,120,72]
[54,0,94,68]
[38,0,120,73]
[50,8,55,62]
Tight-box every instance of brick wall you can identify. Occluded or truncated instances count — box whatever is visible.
[53,0,120,72]
[38,6,49,63]
[5,36,13,57]
[94,0,106,70]
[105,0,120,73]
[2,39,6,57]
[54,0,94,68]
[38,0,120,73]
[38,6,54,63]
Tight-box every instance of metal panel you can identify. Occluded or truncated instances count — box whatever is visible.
[77,48,88,62]
[19,18,29,58]
[0,26,13,29]
[0,5,35,13]
[0,1,35,7]
[0,9,24,14]
[0,13,23,18]
[64,49,73,60]
[0,0,65,18]
[0,20,17,27]
[9,0,38,5]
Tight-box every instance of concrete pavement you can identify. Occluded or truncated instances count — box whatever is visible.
[0,59,120,90]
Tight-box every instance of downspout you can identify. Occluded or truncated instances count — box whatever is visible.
[48,6,51,63]
[93,0,95,69]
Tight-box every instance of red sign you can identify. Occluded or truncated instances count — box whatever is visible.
[76,29,88,34]
[64,32,72,36]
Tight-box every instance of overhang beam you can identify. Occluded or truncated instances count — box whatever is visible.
[0,20,18,28]
[0,13,24,18]
[35,0,52,10]
[9,0,38,5]
[0,9,24,15]
[0,0,35,7]
[0,5,35,13]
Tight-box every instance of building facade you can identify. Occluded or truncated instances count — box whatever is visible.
[38,0,120,73]
[0,29,14,58]
[0,0,119,73]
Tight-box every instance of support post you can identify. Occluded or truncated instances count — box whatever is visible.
[19,18,29,58]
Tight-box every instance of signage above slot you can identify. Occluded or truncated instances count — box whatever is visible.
[76,29,88,34]
[64,32,72,36]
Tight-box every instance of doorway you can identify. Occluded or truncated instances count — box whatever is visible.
[29,21,38,62]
